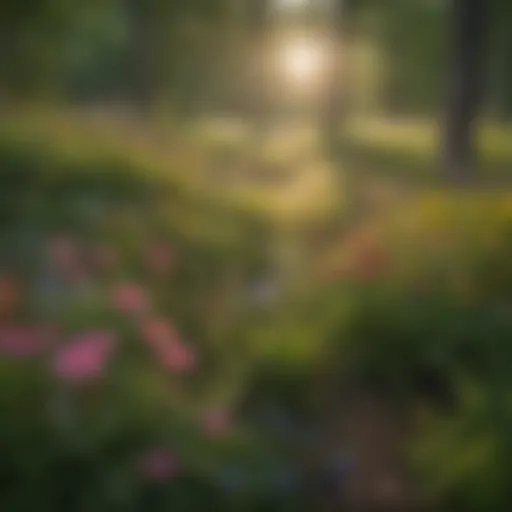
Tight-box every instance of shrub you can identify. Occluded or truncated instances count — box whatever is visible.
[327,192,512,510]
[0,128,306,511]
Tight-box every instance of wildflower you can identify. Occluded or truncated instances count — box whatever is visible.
[48,235,85,282]
[48,236,77,267]
[160,341,196,373]
[139,448,178,481]
[91,244,118,272]
[352,247,388,280]
[142,317,178,349]
[0,275,21,319]
[53,330,115,382]
[112,283,149,314]
[145,243,174,275]
[0,325,55,357]
[142,318,195,373]
[202,409,230,436]
[343,228,388,281]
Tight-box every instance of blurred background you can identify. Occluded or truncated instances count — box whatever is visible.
[1,0,512,510]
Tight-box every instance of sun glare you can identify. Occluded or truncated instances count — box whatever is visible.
[276,0,310,12]
[280,39,326,87]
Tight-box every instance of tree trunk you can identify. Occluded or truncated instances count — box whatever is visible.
[323,0,355,153]
[443,0,489,181]
[498,27,512,122]
[247,0,269,152]
[127,0,161,115]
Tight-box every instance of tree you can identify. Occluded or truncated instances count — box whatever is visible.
[246,0,270,129]
[0,0,107,103]
[125,0,230,115]
[443,0,489,180]
[374,0,446,116]
[488,0,512,122]
[322,0,357,152]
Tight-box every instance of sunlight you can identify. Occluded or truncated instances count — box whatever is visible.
[275,0,310,12]
[279,38,327,88]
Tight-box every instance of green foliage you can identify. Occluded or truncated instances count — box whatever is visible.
[324,193,512,509]
[0,116,309,511]
[342,117,512,181]
[0,0,117,99]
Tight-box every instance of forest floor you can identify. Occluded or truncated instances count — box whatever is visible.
[342,116,512,185]
[195,117,432,511]
[202,116,512,511]
[3,110,511,510]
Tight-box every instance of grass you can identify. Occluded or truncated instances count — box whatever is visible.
[0,110,342,231]
[341,116,512,185]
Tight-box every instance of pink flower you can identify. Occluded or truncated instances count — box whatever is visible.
[48,235,85,281]
[53,330,116,382]
[352,249,388,280]
[145,243,174,275]
[160,341,196,373]
[139,448,179,481]
[0,275,21,319]
[141,318,195,372]
[112,284,149,314]
[142,317,178,349]
[202,409,230,436]
[91,245,118,272]
[342,229,388,281]
[48,236,76,266]
[0,325,56,357]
